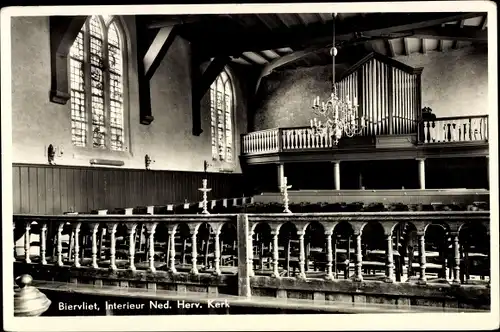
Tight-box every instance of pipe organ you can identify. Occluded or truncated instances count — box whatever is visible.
[337,53,423,137]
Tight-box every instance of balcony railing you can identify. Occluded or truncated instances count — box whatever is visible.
[14,210,491,310]
[242,115,489,155]
[422,115,488,144]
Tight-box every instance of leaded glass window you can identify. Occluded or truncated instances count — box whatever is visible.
[210,70,233,162]
[69,15,125,151]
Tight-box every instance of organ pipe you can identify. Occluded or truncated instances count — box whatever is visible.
[338,54,422,136]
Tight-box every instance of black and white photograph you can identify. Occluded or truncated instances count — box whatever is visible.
[2,1,498,331]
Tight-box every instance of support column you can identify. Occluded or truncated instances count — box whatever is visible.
[277,163,285,189]
[57,223,64,266]
[146,224,157,273]
[190,229,199,275]
[90,224,99,269]
[353,232,363,282]
[452,232,461,285]
[271,230,280,278]
[325,231,334,280]
[297,231,307,279]
[24,222,31,263]
[40,224,48,265]
[385,234,395,283]
[417,232,427,284]
[126,224,137,271]
[73,223,81,268]
[213,229,221,276]
[417,158,426,190]
[168,229,177,273]
[248,230,255,277]
[107,223,118,271]
[333,161,341,190]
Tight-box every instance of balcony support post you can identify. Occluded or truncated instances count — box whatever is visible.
[417,158,426,190]
[333,161,341,190]
[277,163,285,189]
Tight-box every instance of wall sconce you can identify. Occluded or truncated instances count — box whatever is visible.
[145,154,155,170]
[47,144,56,165]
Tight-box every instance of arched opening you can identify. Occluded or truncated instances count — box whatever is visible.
[278,222,299,277]
[252,222,272,276]
[360,222,386,281]
[219,222,238,273]
[459,223,490,284]
[423,223,450,283]
[332,221,354,279]
[304,221,326,278]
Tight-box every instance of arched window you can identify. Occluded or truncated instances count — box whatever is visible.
[69,15,126,151]
[210,69,233,162]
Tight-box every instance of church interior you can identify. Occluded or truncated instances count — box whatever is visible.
[9,8,493,316]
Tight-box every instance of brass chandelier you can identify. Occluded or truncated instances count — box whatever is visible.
[310,13,365,145]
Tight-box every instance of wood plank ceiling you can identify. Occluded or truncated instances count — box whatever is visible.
[143,12,488,71]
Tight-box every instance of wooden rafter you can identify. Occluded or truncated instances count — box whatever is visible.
[480,15,488,30]
[198,12,484,59]
[143,26,178,80]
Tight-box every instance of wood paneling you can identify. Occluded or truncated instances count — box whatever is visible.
[12,164,246,214]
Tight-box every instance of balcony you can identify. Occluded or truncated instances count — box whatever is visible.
[241,115,488,164]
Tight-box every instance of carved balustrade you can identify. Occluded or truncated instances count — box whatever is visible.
[422,115,488,144]
[13,211,490,292]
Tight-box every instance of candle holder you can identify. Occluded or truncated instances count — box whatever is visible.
[279,177,292,214]
[198,179,212,215]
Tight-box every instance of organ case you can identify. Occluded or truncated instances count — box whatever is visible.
[337,52,423,137]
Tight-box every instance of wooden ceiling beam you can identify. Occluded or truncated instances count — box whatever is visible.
[146,15,204,29]
[409,25,487,42]
[403,38,410,56]
[386,39,395,57]
[480,15,488,30]
[143,26,178,80]
[198,12,484,59]
[197,56,231,101]
[49,16,88,104]
[255,47,323,94]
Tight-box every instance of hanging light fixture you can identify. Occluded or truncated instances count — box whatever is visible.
[310,13,365,145]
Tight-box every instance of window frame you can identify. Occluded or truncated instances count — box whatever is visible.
[210,67,236,163]
[68,15,130,154]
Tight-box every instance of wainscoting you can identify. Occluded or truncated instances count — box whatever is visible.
[12,164,246,214]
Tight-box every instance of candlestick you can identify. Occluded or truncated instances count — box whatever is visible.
[198,179,212,215]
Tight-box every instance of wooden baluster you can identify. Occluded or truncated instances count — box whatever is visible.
[73,223,81,267]
[423,121,429,143]
[146,223,158,273]
[24,222,31,263]
[168,227,177,273]
[213,227,222,276]
[107,223,118,271]
[452,232,461,284]
[385,234,395,283]
[57,223,64,266]
[126,223,137,271]
[353,232,363,282]
[40,223,47,265]
[271,230,280,278]
[325,230,334,280]
[190,228,199,275]
[90,223,99,268]
[417,232,427,284]
[451,123,457,141]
